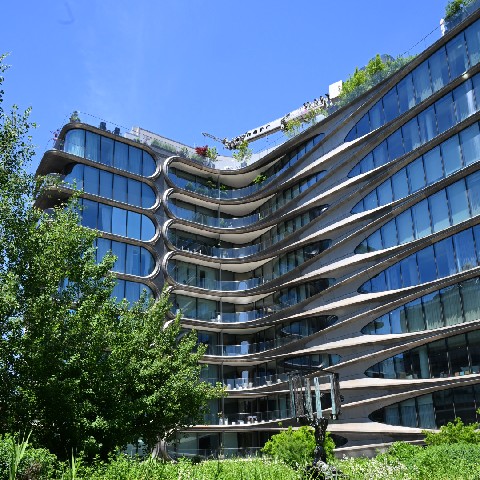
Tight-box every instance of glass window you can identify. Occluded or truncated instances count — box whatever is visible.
[141,216,156,240]
[396,210,414,244]
[111,207,127,237]
[447,179,470,225]
[111,240,126,273]
[363,190,378,210]
[369,101,385,130]
[81,199,97,229]
[65,129,85,157]
[392,169,409,201]
[423,292,444,330]
[84,166,99,196]
[442,135,463,176]
[96,237,110,263]
[99,170,113,199]
[465,19,480,67]
[413,61,433,103]
[429,189,451,232]
[385,263,402,290]
[461,277,480,322]
[453,228,477,271]
[129,146,142,175]
[467,171,480,217]
[100,136,114,166]
[141,184,156,208]
[446,33,469,78]
[373,142,388,168]
[434,237,457,277]
[361,152,375,173]
[371,271,387,292]
[412,200,432,239]
[400,255,419,287]
[417,245,437,284]
[368,230,383,251]
[127,179,141,207]
[405,298,425,332]
[85,132,100,162]
[98,203,112,232]
[418,106,438,143]
[442,285,463,326]
[407,157,425,193]
[435,93,456,134]
[423,146,444,184]
[126,244,141,276]
[460,122,480,166]
[387,130,404,161]
[383,88,400,122]
[377,179,393,206]
[127,211,141,239]
[397,74,416,113]
[356,114,370,137]
[113,174,128,204]
[453,80,477,122]
[402,118,421,152]
[381,221,397,249]
[429,47,450,93]
[143,150,157,176]
[114,141,129,171]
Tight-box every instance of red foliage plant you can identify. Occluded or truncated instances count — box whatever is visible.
[195,145,209,157]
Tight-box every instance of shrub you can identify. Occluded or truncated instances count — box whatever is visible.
[423,417,480,445]
[261,426,334,468]
[445,0,474,20]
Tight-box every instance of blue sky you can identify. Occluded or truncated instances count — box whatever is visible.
[2,0,445,170]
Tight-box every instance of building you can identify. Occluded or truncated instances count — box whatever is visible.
[37,3,480,457]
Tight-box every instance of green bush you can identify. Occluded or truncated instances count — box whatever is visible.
[423,417,480,445]
[261,426,334,468]
[445,0,474,20]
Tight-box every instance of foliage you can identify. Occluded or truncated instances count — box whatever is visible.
[261,426,334,468]
[423,416,480,445]
[206,146,218,160]
[445,0,474,20]
[232,140,252,164]
[336,54,415,109]
[282,106,326,138]
[195,145,209,157]
[252,173,267,185]
[0,55,222,461]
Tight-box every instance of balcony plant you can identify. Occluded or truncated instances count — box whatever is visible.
[252,173,267,185]
[195,145,209,158]
[232,140,252,166]
[445,0,474,19]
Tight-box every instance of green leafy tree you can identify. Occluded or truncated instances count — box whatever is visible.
[366,54,387,77]
[261,426,334,468]
[445,0,474,20]
[423,416,480,446]
[0,55,222,461]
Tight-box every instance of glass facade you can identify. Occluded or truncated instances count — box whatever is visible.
[349,72,480,178]
[63,128,156,177]
[356,169,480,253]
[94,238,155,277]
[352,120,480,214]
[370,384,480,428]
[366,329,480,379]
[64,164,156,209]
[168,135,324,200]
[345,19,480,143]
[78,198,156,241]
[360,224,480,293]
[362,276,480,334]
[112,279,153,304]
[167,171,326,229]
[168,240,330,291]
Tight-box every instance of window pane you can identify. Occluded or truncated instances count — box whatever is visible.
[126,244,141,276]
[99,170,113,199]
[356,114,370,137]
[361,152,374,173]
[412,200,432,238]
[453,228,478,271]
[381,221,398,249]
[84,166,99,196]
[446,33,469,78]
[141,184,156,208]
[141,216,156,240]
[373,142,388,168]
[460,123,480,166]
[454,80,477,122]
[434,237,458,277]
[113,174,128,204]
[400,255,419,287]
[417,245,437,284]
[442,285,463,326]
[100,136,114,166]
[111,240,126,273]
[405,298,425,331]
[418,106,438,143]
[429,189,451,232]
[465,19,480,67]
[363,190,378,210]
[383,88,400,122]
[429,47,450,92]
[423,146,444,184]
[369,101,385,130]
[377,179,393,206]
[114,141,129,171]
[85,132,100,162]
[397,74,416,113]
[385,263,402,290]
[396,210,414,244]
[65,129,85,157]
[392,168,409,200]
[81,199,97,229]
[127,179,141,206]
[142,151,156,176]
[447,179,470,225]
[467,171,480,217]
[402,118,421,152]
[442,135,463,176]
[461,278,480,323]
[111,207,127,237]
[127,210,141,239]
[129,146,142,175]
[412,61,432,103]
[423,292,444,330]
[387,130,404,160]
[98,203,112,232]
[407,157,425,193]
[435,93,456,134]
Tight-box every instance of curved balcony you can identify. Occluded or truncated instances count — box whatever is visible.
[203,408,293,426]
[177,308,268,323]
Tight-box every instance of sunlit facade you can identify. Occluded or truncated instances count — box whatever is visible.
[37,6,480,457]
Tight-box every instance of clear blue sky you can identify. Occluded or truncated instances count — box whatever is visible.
[2,0,445,171]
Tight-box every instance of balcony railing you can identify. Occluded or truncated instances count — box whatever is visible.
[203,408,292,426]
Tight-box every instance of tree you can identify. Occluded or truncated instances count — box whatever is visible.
[0,55,222,460]
[261,426,335,468]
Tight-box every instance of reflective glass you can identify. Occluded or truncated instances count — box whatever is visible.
[447,179,470,224]
[84,166,99,196]
[446,33,469,78]
[114,141,129,171]
[435,237,457,277]
[429,189,450,232]
[453,80,477,122]
[453,228,477,271]
[467,171,480,216]
[407,157,425,193]
[397,74,416,113]
[113,175,128,204]
[85,131,100,162]
[396,210,414,244]
[373,143,388,167]
[383,88,400,122]
[392,169,409,200]
[442,135,463,176]
[98,203,112,232]
[417,245,437,283]
[435,93,456,134]
[100,136,114,166]
[377,179,393,206]
[465,19,480,67]
[111,207,127,237]
[402,118,421,152]
[412,60,432,103]
[369,101,385,130]
[128,147,142,175]
[423,146,444,184]
[400,255,419,287]
[412,200,432,238]
[429,47,450,93]
[460,122,480,166]
[387,129,404,160]
[418,105,437,143]
[142,151,156,176]
[99,170,113,198]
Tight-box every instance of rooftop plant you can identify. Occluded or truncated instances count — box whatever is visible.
[445,0,475,19]
[232,139,253,164]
